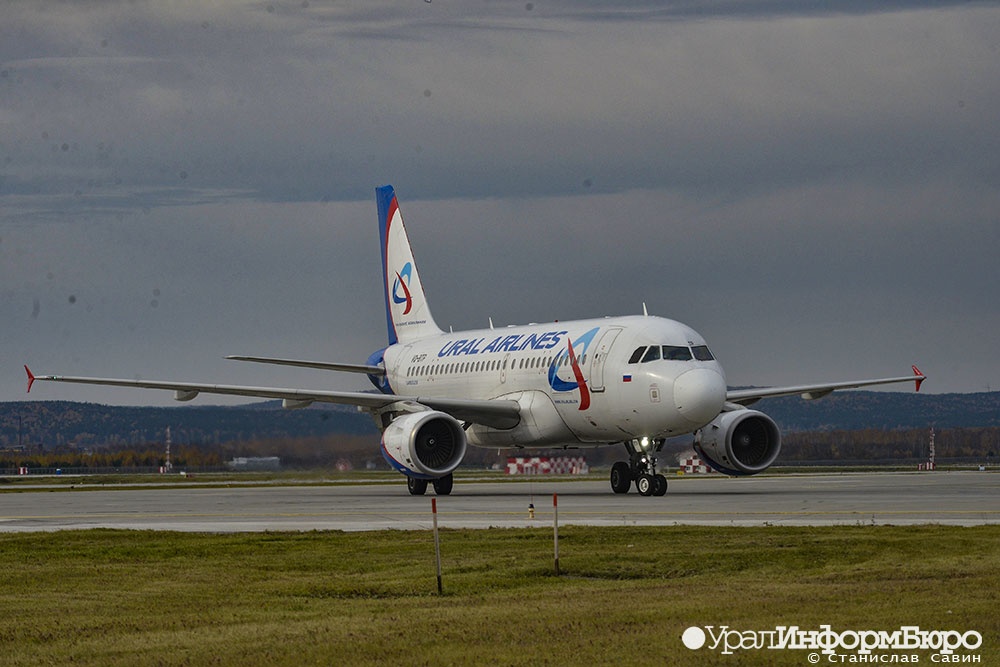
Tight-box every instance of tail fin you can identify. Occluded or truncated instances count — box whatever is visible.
[376,185,443,345]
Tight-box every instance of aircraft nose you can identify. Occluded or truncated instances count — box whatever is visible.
[673,368,727,427]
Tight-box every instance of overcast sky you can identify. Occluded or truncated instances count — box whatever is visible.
[3,1,998,406]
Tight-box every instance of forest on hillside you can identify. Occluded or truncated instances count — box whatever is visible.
[1,394,997,471]
[2,427,995,472]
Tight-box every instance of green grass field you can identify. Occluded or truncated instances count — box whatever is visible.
[0,525,996,666]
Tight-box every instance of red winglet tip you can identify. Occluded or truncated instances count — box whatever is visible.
[25,365,35,394]
[911,365,925,392]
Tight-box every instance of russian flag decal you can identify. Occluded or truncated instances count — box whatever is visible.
[622,375,632,383]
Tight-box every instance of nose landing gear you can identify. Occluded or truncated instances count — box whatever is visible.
[609,438,667,496]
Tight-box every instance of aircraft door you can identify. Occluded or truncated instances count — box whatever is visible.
[589,327,622,393]
[501,353,510,384]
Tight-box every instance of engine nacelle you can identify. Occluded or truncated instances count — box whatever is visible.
[694,409,781,476]
[380,411,467,480]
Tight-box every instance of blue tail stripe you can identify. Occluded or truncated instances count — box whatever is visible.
[375,185,398,346]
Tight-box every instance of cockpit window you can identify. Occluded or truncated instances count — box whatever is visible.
[630,343,714,363]
[692,345,715,361]
[662,345,693,361]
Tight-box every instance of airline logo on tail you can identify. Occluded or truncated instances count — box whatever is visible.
[392,262,413,315]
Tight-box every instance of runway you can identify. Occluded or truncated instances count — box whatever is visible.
[1,471,997,532]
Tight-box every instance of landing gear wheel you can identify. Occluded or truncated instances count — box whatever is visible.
[636,474,656,497]
[652,474,668,496]
[407,477,428,496]
[610,461,632,494]
[618,437,668,498]
[432,473,454,496]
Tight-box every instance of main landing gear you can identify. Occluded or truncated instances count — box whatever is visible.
[610,438,667,497]
[407,473,454,496]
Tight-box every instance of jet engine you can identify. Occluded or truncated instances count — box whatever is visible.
[380,411,467,479]
[694,409,781,476]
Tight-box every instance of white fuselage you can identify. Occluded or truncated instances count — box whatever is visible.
[380,314,728,449]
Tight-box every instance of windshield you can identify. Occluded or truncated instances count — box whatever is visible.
[628,344,713,363]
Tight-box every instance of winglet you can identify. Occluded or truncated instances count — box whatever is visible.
[25,365,35,394]
[911,365,925,392]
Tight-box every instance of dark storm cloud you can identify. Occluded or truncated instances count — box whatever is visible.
[2,0,991,209]
[534,0,992,21]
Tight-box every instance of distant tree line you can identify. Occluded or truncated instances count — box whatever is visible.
[0,434,381,471]
[7,391,1000,454]
[2,398,998,472]
[0,401,376,452]
[779,427,998,461]
[0,446,223,470]
[3,428,994,472]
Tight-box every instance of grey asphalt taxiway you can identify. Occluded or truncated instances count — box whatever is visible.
[1,471,997,532]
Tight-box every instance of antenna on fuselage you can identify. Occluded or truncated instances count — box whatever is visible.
[642,302,649,316]
[488,317,495,330]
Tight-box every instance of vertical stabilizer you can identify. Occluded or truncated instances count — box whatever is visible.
[376,185,443,345]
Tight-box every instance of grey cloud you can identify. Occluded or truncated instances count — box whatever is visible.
[2,1,998,401]
[3,2,995,211]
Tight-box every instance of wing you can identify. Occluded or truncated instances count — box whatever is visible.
[225,355,385,376]
[727,365,926,406]
[24,366,520,429]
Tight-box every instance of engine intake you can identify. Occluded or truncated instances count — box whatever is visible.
[694,409,781,476]
[380,411,467,479]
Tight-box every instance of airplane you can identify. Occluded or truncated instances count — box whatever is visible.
[25,185,926,497]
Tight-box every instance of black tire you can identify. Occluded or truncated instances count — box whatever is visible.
[610,461,632,494]
[407,477,428,496]
[432,473,454,496]
[653,474,668,496]
[637,473,656,497]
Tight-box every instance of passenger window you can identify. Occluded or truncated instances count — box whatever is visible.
[628,347,646,364]
[663,345,693,361]
[692,345,715,361]
[641,346,661,363]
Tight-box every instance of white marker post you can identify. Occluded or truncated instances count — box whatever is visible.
[432,497,443,594]
[553,493,560,575]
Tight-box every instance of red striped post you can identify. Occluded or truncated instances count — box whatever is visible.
[553,493,560,575]
[432,497,442,594]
